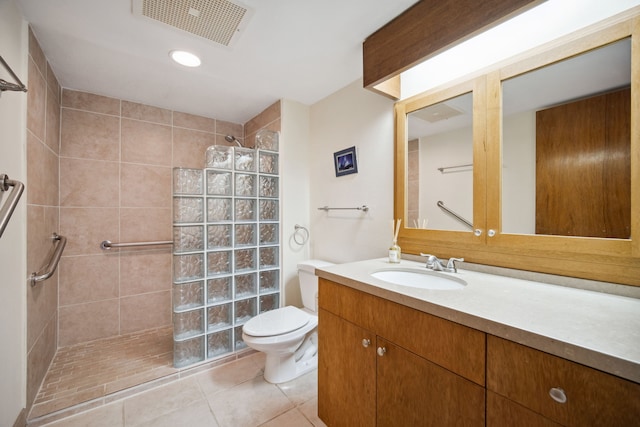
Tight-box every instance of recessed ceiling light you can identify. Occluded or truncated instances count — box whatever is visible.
[169,50,201,67]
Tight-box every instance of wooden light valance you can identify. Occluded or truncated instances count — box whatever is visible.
[363,0,544,99]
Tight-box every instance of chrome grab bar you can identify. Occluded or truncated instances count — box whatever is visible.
[100,240,173,250]
[30,233,66,286]
[0,174,25,239]
[437,201,473,230]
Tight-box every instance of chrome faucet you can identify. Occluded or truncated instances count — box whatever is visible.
[420,254,464,273]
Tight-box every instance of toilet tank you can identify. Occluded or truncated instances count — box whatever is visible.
[297,259,334,312]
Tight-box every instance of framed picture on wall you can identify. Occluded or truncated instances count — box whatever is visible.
[333,146,358,177]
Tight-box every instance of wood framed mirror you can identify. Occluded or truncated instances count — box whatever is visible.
[395,11,640,285]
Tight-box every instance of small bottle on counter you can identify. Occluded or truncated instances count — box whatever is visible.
[388,239,401,263]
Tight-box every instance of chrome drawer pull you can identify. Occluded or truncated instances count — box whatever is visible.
[549,387,567,403]
[362,339,371,348]
[377,347,386,357]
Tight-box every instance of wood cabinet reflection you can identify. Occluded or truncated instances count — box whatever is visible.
[536,87,630,238]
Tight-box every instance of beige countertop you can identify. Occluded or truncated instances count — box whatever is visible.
[316,258,640,384]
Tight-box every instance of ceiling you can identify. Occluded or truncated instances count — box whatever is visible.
[16,0,418,124]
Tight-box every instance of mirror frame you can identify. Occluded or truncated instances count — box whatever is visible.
[395,11,640,286]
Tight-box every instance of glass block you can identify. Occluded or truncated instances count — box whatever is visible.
[173,281,204,311]
[259,270,279,293]
[259,152,278,175]
[235,248,256,272]
[208,330,232,358]
[235,224,256,247]
[174,336,204,368]
[207,277,232,303]
[259,247,279,269]
[174,197,204,223]
[173,253,204,281]
[256,129,279,151]
[234,325,247,350]
[206,170,232,196]
[173,226,204,253]
[235,199,256,221]
[259,200,278,221]
[235,273,257,298]
[207,224,232,249]
[235,173,256,197]
[234,147,256,171]
[174,308,204,340]
[207,198,232,222]
[259,224,278,245]
[260,293,279,313]
[207,251,231,276]
[207,303,232,331]
[235,298,256,324]
[205,145,233,169]
[259,176,278,198]
[173,168,203,195]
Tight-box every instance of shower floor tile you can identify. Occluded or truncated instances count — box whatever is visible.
[30,327,176,420]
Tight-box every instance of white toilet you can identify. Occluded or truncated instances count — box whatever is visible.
[242,259,333,384]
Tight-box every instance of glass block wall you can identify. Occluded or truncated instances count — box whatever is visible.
[172,137,280,368]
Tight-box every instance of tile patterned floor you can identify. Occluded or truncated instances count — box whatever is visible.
[33,352,326,427]
[27,326,325,427]
[30,327,177,420]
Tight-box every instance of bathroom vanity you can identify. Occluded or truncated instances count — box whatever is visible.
[315,259,640,427]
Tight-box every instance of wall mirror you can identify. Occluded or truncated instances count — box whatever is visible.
[407,91,474,232]
[501,38,631,238]
[395,11,639,286]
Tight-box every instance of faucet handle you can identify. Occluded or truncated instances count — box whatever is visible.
[446,257,464,273]
[419,253,436,265]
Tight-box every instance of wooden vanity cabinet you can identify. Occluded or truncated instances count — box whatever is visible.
[318,278,485,426]
[487,335,640,427]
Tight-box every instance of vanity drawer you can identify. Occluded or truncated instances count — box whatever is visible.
[487,335,640,426]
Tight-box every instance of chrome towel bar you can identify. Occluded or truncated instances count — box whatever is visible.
[30,233,66,287]
[0,174,25,239]
[101,240,173,250]
[318,205,369,212]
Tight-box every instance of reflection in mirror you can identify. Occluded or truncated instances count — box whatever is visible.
[407,91,473,231]
[502,38,631,238]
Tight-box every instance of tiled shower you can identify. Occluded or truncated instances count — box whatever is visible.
[25,25,284,419]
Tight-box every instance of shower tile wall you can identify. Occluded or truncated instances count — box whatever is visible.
[26,28,61,411]
[58,89,243,347]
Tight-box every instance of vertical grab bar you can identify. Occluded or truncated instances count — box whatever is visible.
[30,233,67,286]
[0,174,25,239]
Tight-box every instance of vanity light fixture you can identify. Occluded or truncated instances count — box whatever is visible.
[169,50,201,67]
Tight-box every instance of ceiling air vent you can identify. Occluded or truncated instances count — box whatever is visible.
[412,102,465,123]
[132,0,253,47]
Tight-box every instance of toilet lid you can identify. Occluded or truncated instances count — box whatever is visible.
[243,306,310,337]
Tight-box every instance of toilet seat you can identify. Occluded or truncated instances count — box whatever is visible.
[243,306,310,337]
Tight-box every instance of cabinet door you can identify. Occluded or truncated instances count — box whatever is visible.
[318,309,376,427]
[376,338,485,427]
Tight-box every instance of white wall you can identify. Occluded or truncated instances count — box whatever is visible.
[502,111,536,234]
[309,79,395,264]
[280,99,311,307]
[0,0,28,424]
[418,127,473,231]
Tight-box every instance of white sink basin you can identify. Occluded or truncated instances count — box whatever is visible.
[371,269,466,290]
